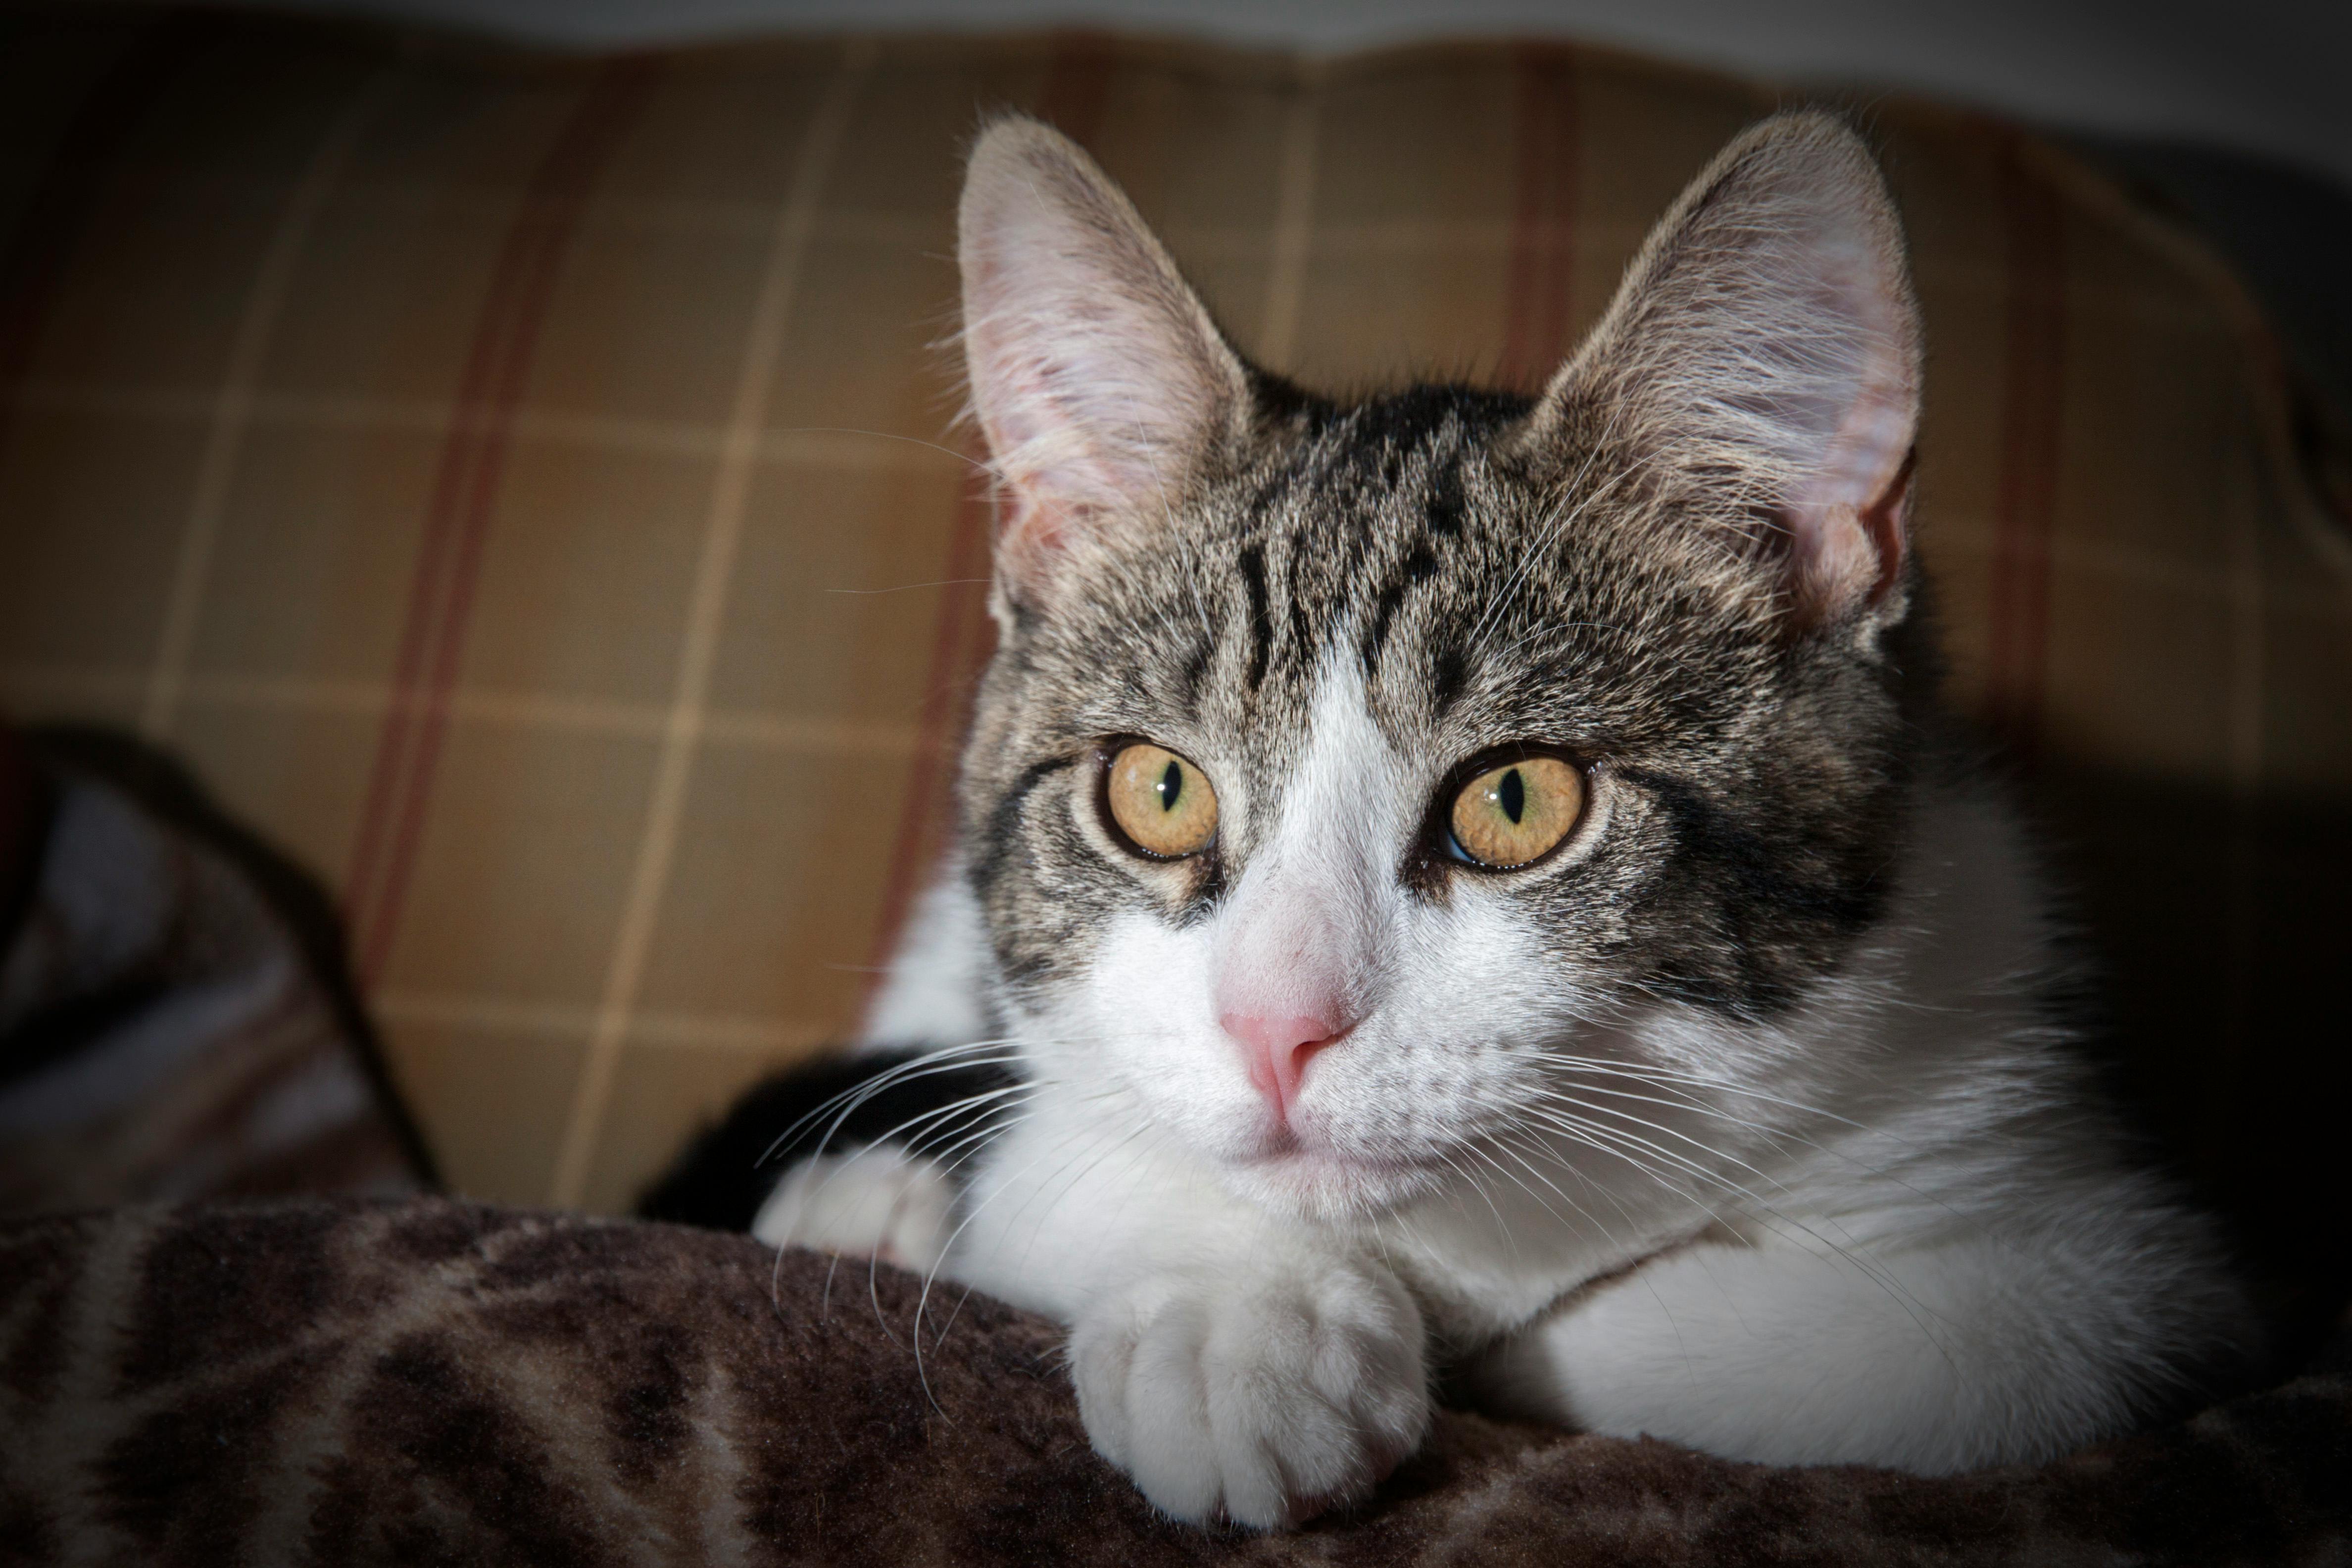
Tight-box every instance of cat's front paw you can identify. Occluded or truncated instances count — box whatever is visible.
[1071,1255,1429,1529]
[749,1145,951,1270]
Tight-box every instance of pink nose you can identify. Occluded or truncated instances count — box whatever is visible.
[1223,1011,1345,1125]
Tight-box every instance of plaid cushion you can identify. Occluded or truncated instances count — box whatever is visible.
[0,10,2346,1277]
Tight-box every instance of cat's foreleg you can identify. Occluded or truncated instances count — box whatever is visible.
[750,1144,956,1270]
[950,1119,1432,1528]
[1463,1228,2183,1472]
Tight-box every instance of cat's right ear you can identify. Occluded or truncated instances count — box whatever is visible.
[959,116,1253,614]
[1517,112,1923,635]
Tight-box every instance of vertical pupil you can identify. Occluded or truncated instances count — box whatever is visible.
[1158,759,1183,812]
[1497,768,1525,824]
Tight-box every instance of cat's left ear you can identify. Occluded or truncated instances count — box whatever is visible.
[1519,111,1922,632]
[959,115,1255,614]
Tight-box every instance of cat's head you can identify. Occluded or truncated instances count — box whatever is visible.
[954,111,1927,1222]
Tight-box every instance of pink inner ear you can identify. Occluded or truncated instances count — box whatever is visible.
[959,121,1251,610]
[1774,232,1918,624]
[1781,461,1913,630]
[1860,449,1915,604]
[1784,372,1916,623]
[966,307,1130,599]
[994,485,1092,603]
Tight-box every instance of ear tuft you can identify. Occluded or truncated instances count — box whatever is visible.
[1530,111,1923,630]
[959,116,1252,611]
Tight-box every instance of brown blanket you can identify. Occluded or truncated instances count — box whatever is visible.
[3,1198,2344,1566]
[0,728,429,1218]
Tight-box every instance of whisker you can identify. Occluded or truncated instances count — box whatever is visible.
[1484,1126,1651,1256]
[761,1041,1027,1167]
[904,1112,1140,1413]
[825,578,991,595]
[1508,1104,1954,1352]
[1514,1052,1980,1224]
[1519,1050,1873,1130]
[769,424,997,476]
[1492,1127,1702,1378]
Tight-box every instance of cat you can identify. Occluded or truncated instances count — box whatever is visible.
[650,108,2252,1530]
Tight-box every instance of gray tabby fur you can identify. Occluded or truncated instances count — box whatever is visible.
[796,109,2252,1531]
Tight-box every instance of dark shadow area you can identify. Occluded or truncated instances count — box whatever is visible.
[0,724,58,989]
[18,723,442,1190]
[2082,139,2352,537]
[2022,754,2352,1374]
[2082,140,2352,427]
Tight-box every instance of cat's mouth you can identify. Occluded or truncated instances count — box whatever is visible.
[1231,1138,1445,1217]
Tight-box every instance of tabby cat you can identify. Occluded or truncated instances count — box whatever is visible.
[684,110,2250,1529]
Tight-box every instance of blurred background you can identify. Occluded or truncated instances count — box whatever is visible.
[209,0,2352,179]
[193,0,2352,421]
[1,0,2347,1340]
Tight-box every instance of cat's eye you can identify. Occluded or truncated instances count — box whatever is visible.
[1448,755,1584,870]
[1102,742,1219,859]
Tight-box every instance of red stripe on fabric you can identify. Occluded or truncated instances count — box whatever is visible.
[864,466,996,976]
[343,58,661,986]
[342,175,545,938]
[861,34,1116,982]
[1501,45,1579,390]
[1987,137,2067,764]
[0,14,207,442]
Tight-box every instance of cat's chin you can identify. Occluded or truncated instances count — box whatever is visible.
[1224,1144,1442,1223]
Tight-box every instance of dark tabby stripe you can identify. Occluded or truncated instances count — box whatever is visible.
[1237,541,1273,691]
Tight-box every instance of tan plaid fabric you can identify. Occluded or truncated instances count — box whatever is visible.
[1,9,2347,1222]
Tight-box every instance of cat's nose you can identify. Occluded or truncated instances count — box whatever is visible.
[1222,1011,1346,1126]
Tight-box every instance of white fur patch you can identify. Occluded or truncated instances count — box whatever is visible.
[1071,1247,1428,1528]
[751,1145,954,1273]
[858,854,992,1052]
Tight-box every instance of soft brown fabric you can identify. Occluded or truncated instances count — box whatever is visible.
[0,1197,2344,1566]
[0,9,2346,1247]
[0,729,427,1215]
[0,726,48,944]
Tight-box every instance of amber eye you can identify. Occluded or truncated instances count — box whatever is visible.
[1103,742,1220,859]
[1448,755,1584,869]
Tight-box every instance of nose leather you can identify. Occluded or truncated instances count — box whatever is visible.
[1223,1011,1344,1126]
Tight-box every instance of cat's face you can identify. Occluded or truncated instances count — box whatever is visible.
[954,114,1925,1222]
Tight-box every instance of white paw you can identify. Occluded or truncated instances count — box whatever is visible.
[749,1145,953,1271]
[1070,1256,1430,1529]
